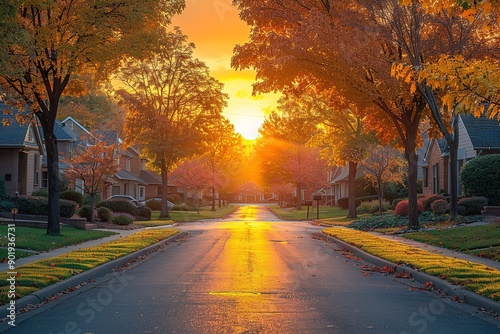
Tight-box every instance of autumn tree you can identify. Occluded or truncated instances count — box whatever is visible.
[63,137,119,224]
[113,27,227,218]
[202,117,245,210]
[232,0,432,228]
[58,75,123,133]
[361,144,406,214]
[280,90,374,218]
[170,156,210,212]
[388,0,500,219]
[0,0,184,234]
[256,110,325,209]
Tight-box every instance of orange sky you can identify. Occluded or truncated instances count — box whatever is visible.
[171,0,278,140]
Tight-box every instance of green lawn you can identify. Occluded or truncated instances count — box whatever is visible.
[404,223,500,260]
[267,205,366,224]
[0,225,116,252]
[145,205,237,224]
[0,249,34,261]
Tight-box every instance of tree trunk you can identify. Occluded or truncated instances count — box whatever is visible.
[90,194,95,224]
[407,148,419,229]
[183,187,188,204]
[211,186,216,211]
[160,161,170,218]
[448,117,459,220]
[295,183,302,210]
[377,181,383,215]
[44,126,61,235]
[347,161,358,218]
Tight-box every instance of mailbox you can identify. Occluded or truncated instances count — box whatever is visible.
[313,194,322,201]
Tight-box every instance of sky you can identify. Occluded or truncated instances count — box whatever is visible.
[171,0,278,140]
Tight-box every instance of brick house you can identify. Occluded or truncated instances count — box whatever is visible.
[422,115,500,196]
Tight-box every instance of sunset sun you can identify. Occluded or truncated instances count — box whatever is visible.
[171,0,277,140]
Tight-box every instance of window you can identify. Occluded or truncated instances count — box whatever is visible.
[138,186,145,200]
[433,164,440,194]
[5,174,12,182]
[34,155,39,186]
[423,167,429,188]
[41,171,48,188]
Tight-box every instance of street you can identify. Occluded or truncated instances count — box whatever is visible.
[4,205,499,333]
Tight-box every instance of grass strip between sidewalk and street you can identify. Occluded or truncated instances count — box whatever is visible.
[323,228,500,302]
[0,228,179,305]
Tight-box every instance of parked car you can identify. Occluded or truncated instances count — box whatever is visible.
[107,195,140,206]
[141,198,175,208]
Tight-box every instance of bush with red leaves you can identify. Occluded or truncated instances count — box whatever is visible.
[394,199,424,216]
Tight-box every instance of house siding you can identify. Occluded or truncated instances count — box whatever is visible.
[423,140,442,195]
[0,150,19,196]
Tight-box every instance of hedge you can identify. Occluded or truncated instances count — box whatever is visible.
[97,200,138,217]
[460,154,500,205]
[14,197,77,218]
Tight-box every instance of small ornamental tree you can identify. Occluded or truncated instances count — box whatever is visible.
[361,145,407,215]
[64,138,119,224]
[460,155,500,205]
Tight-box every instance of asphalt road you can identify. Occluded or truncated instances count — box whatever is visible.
[3,205,499,333]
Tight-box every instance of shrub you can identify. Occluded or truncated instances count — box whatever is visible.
[78,205,93,221]
[83,194,101,206]
[357,200,390,214]
[337,197,349,209]
[60,199,78,218]
[337,196,379,210]
[0,199,16,213]
[171,204,196,211]
[60,190,83,207]
[167,194,183,204]
[145,199,162,211]
[392,198,406,209]
[136,206,152,220]
[111,213,134,225]
[97,207,112,222]
[431,199,448,215]
[460,154,500,205]
[421,194,446,211]
[394,200,424,216]
[0,180,8,200]
[457,197,488,216]
[97,200,138,216]
[15,197,76,217]
[32,189,49,197]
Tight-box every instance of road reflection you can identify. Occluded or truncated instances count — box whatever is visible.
[199,207,295,332]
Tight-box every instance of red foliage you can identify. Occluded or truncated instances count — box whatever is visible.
[394,200,424,216]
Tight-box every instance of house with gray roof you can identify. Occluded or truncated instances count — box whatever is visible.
[422,114,500,196]
[0,101,44,196]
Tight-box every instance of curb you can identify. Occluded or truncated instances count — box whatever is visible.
[0,231,187,319]
[322,233,500,314]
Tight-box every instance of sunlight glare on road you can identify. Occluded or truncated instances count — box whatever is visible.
[208,214,287,330]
